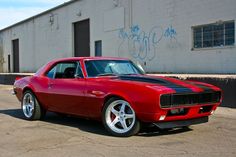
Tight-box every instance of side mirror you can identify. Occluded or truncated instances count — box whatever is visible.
[136,61,146,74]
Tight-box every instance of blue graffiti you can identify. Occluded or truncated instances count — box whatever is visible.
[118,25,163,61]
[164,25,177,39]
[118,25,177,61]
[131,25,140,34]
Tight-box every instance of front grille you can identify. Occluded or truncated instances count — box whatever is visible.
[160,91,221,108]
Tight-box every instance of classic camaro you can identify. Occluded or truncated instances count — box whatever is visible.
[13,57,222,136]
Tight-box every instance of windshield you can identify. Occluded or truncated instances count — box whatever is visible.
[85,60,145,77]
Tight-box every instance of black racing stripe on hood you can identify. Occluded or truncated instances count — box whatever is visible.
[187,82,215,92]
[118,75,193,93]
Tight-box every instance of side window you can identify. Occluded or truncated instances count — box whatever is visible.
[47,66,56,79]
[56,63,77,79]
[46,62,77,79]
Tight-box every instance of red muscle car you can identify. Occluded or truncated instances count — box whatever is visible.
[13,57,222,137]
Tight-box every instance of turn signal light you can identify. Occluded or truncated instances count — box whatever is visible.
[159,115,166,121]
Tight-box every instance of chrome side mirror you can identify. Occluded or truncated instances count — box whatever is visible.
[136,61,146,74]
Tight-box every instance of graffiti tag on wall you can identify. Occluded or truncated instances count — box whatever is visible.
[164,25,177,39]
[118,25,177,61]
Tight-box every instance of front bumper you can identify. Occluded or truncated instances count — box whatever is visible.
[137,103,219,122]
[153,116,208,129]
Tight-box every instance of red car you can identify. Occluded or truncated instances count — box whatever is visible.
[13,57,222,137]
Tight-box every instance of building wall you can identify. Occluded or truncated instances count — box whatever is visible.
[0,0,235,73]
[0,34,3,72]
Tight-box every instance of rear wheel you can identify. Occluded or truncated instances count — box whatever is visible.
[102,98,140,137]
[22,91,45,120]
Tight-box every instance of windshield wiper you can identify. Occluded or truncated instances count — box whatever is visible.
[120,73,139,76]
[97,73,118,77]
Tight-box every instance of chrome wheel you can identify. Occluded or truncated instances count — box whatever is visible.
[105,100,136,134]
[22,93,35,118]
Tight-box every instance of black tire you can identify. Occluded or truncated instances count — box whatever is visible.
[102,97,140,137]
[21,90,46,120]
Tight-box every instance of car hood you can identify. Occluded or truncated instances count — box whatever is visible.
[111,75,219,93]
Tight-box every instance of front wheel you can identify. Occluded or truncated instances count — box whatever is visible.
[22,91,45,120]
[102,98,140,137]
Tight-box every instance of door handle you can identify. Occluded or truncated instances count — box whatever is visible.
[88,90,105,97]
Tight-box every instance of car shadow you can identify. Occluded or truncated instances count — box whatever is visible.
[0,108,192,137]
[138,126,193,137]
[45,112,109,136]
[0,108,109,136]
[0,108,25,119]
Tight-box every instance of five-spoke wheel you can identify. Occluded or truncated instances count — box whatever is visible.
[102,98,140,137]
[22,92,35,118]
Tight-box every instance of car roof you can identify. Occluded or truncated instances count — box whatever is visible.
[51,57,129,63]
[35,57,130,76]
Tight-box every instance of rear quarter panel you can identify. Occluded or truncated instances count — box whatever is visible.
[14,76,50,109]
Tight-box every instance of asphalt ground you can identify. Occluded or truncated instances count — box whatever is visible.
[0,85,235,157]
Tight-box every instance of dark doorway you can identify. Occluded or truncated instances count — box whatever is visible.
[12,39,19,73]
[95,40,102,57]
[74,19,90,57]
[8,54,11,72]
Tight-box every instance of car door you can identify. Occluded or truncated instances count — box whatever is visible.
[45,61,88,116]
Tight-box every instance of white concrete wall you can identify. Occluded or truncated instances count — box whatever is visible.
[0,0,235,73]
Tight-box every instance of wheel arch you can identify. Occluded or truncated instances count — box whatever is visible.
[22,86,47,112]
[19,86,34,102]
[103,94,123,108]
[22,82,38,95]
[104,93,134,105]
[23,86,34,94]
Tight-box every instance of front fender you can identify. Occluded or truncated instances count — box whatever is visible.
[104,84,160,119]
